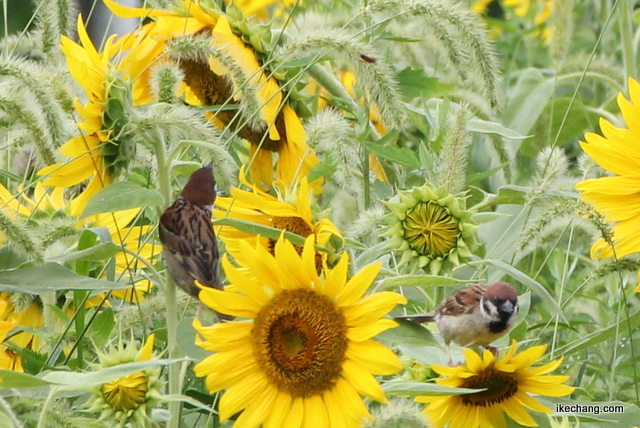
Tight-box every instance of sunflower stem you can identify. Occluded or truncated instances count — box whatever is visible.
[619,0,636,82]
[36,387,58,428]
[150,130,182,428]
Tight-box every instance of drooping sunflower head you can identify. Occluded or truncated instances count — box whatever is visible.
[193,234,406,427]
[382,184,477,274]
[86,335,162,427]
[417,341,575,428]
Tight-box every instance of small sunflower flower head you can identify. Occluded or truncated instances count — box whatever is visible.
[193,234,407,428]
[86,334,163,428]
[381,184,477,274]
[417,340,575,428]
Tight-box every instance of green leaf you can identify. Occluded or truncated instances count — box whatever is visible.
[484,185,530,206]
[396,68,455,99]
[0,263,130,294]
[362,139,420,168]
[86,308,115,348]
[0,370,53,388]
[212,218,336,254]
[47,242,122,263]
[383,381,483,396]
[382,275,475,289]
[378,31,424,43]
[503,68,556,135]
[80,181,163,219]
[41,359,183,390]
[177,317,212,361]
[471,212,513,223]
[468,118,529,139]
[375,320,436,347]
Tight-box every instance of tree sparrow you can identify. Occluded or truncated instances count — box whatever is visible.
[159,163,231,321]
[397,282,519,364]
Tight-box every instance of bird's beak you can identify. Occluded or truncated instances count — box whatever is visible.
[500,300,514,314]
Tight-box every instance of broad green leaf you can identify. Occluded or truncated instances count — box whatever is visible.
[0,370,53,388]
[47,242,122,263]
[503,68,556,136]
[471,212,513,223]
[396,68,455,99]
[86,308,115,348]
[378,31,424,43]
[177,317,212,361]
[42,359,184,390]
[383,381,483,396]
[80,181,163,219]
[0,263,129,294]
[472,259,566,322]
[362,140,420,168]
[468,118,529,139]
[0,246,26,270]
[485,185,530,206]
[376,320,436,347]
[382,275,475,289]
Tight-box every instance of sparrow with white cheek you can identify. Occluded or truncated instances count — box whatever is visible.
[397,282,519,365]
[159,163,232,321]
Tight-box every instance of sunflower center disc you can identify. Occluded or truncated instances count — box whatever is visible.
[252,289,348,397]
[461,369,519,406]
[269,217,323,273]
[402,201,460,257]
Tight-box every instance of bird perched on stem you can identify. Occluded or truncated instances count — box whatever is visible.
[397,282,519,365]
[159,163,231,321]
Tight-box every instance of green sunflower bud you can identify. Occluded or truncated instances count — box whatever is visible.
[382,184,477,274]
[86,335,162,428]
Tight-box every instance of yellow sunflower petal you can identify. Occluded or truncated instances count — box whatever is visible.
[341,359,387,403]
[342,292,407,326]
[198,286,262,318]
[336,262,382,307]
[219,370,269,421]
[347,318,398,342]
[301,394,329,428]
[284,396,304,428]
[346,340,403,375]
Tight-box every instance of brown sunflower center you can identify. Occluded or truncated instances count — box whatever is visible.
[269,217,323,272]
[461,368,519,406]
[251,289,348,397]
[101,372,149,412]
[402,201,460,257]
[180,58,285,152]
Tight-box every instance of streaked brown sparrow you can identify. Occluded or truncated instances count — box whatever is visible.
[159,163,231,321]
[397,282,519,364]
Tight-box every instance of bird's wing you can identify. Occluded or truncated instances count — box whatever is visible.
[438,284,486,316]
[160,201,221,289]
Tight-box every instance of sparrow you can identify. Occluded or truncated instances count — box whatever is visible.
[159,163,231,321]
[397,282,519,365]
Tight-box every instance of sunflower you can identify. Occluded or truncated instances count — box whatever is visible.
[575,78,640,292]
[417,342,574,428]
[0,293,43,372]
[0,181,158,302]
[87,334,162,427]
[105,0,321,191]
[381,184,477,274]
[193,234,406,427]
[214,170,341,265]
[37,16,160,215]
